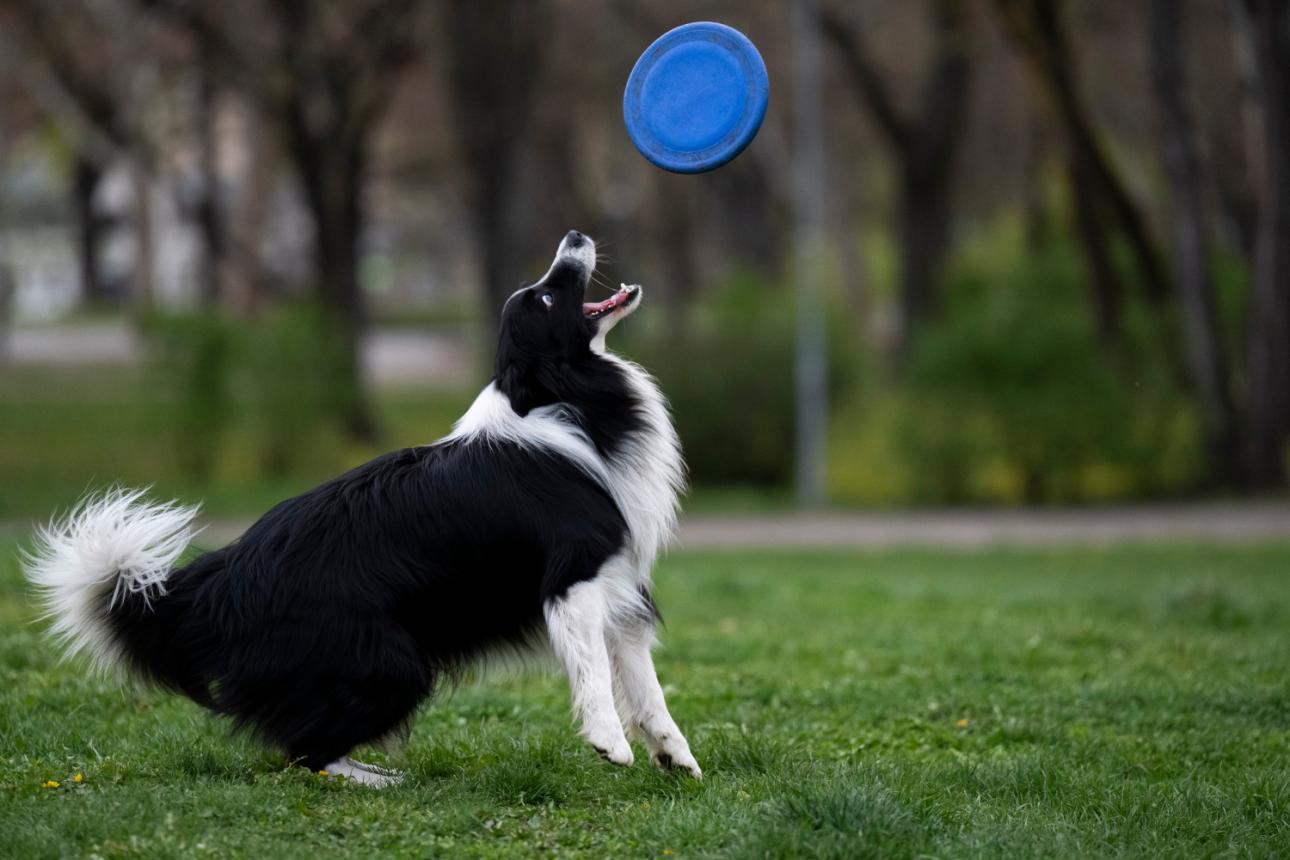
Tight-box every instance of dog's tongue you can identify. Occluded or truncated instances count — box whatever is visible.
[583,288,629,316]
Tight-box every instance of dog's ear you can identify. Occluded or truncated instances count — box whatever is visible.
[496,360,555,417]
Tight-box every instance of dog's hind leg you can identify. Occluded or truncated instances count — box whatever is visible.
[232,626,430,788]
[319,755,404,787]
[287,691,414,788]
[607,614,701,778]
[285,679,421,786]
[545,580,634,766]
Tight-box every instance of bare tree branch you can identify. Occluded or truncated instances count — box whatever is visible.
[818,0,974,347]
[992,0,1172,307]
[818,6,912,151]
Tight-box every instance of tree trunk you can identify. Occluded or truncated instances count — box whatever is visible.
[898,167,951,337]
[1150,0,1243,487]
[195,35,225,307]
[474,151,528,340]
[131,162,153,318]
[72,153,106,307]
[1067,156,1123,344]
[289,116,377,443]
[1224,0,1265,265]
[318,146,375,444]
[993,0,1172,307]
[819,0,971,357]
[994,0,1200,394]
[447,0,545,355]
[225,100,272,317]
[1239,0,1290,487]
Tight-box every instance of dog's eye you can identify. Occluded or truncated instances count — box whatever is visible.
[541,292,554,308]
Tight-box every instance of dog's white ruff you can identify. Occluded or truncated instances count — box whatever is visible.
[445,383,611,489]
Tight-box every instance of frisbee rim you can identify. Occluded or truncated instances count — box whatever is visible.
[623,21,769,174]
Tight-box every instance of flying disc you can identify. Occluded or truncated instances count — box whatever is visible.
[624,22,769,174]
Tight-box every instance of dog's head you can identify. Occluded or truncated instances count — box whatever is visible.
[495,230,642,413]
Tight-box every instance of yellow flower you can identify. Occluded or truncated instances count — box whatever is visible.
[955,718,969,728]
[73,773,84,783]
[42,780,60,789]
[318,770,330,777]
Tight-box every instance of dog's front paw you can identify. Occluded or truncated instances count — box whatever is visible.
[648,734,701,779]
[583,720,634,767]
[594,739,635,767]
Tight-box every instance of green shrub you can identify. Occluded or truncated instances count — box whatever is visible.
[147,302,359,481]
[233,303,353,476]
[905,241,1138,502]
[148,312,234,480]
[831,224,1202,505]
[626,271,859,487]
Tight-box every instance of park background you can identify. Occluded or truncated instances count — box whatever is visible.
[0,0,1287,515]
[1,2,1288,857]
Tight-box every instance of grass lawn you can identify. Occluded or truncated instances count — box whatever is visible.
[1,541,1287,858]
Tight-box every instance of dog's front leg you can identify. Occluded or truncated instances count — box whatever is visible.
[545,580,634,766]
[608,617,702,778]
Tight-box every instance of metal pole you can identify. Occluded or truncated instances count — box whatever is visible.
[791,0,829,507]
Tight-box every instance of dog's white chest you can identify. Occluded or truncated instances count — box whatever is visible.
[597,356,684,575]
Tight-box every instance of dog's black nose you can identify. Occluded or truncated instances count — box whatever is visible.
[565,230,586,248]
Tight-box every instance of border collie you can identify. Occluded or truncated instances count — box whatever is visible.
[24,230,700,786]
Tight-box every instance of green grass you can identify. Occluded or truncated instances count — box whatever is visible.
[1,542,1288,858]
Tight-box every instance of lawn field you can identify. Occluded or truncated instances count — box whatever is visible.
[1,541,1287,858]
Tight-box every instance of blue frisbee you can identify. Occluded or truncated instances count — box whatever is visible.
[624,22,769,174]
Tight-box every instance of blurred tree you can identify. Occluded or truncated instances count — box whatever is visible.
[221,104,276,317]
[1213,0,1261,265]
[0,0,156,309]
[192,31,226,307]
[992,0,1172,342]
[819,0,972,356]
[145,0,426,441]
[1149,0,1241,487]
[1231,0,1290,487]
[71,154,109,305]
[446,0,547,349]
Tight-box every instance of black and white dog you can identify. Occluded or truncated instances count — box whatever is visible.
[25,230,700,786]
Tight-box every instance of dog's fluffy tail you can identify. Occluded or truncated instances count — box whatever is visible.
[23,488,201,674]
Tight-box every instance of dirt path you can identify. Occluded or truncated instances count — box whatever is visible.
[4,322,475,388]
[4,502,1287,548]
[105,500,1281,550]
[670,501,1290,549]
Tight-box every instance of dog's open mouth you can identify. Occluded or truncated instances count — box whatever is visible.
[583,285,639,320]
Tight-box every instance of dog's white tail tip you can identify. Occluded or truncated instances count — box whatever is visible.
[22,487,201,672]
